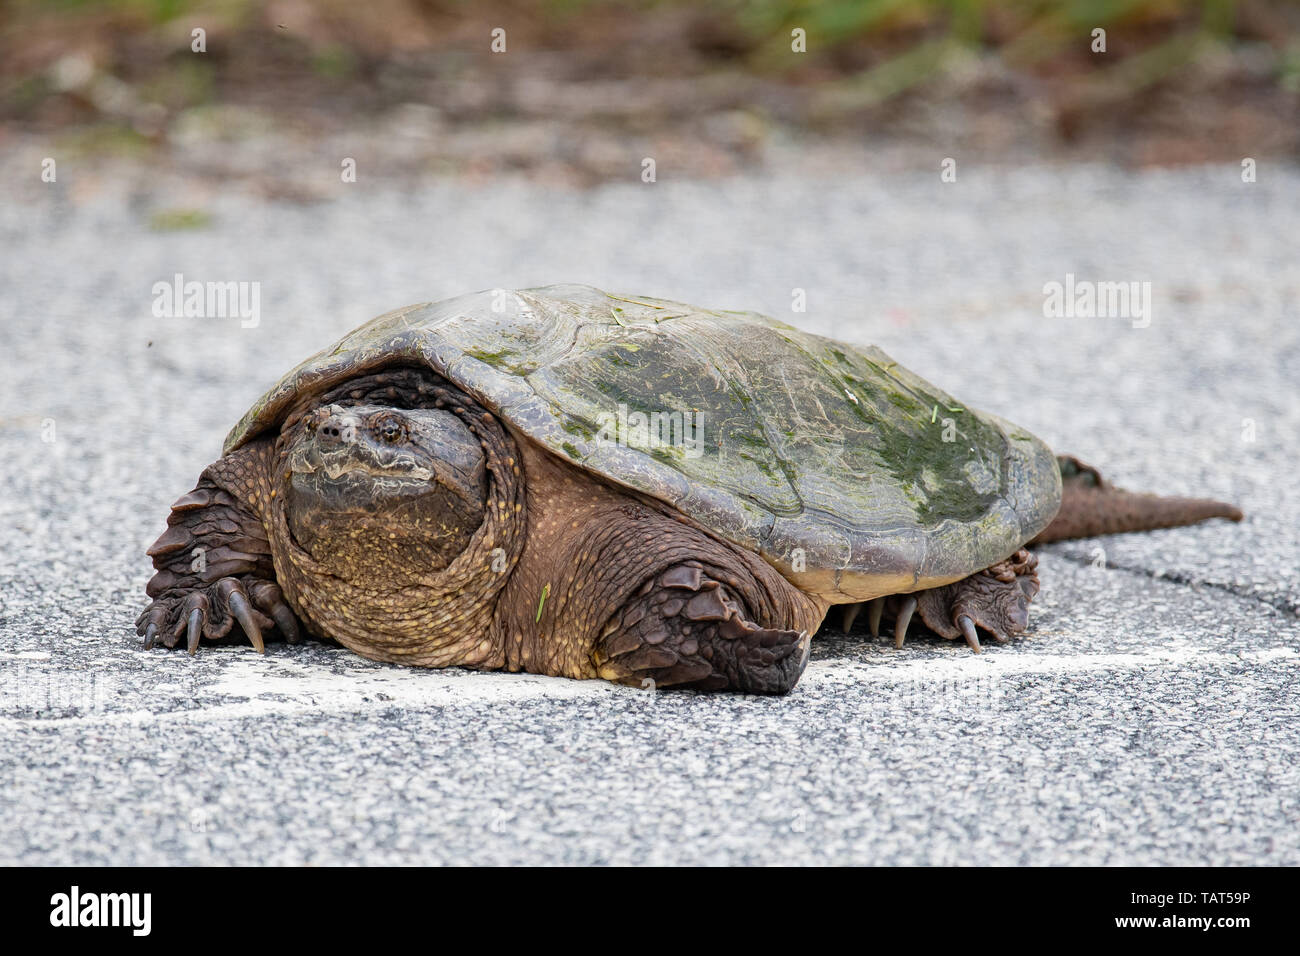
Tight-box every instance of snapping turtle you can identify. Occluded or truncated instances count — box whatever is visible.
[137,285,1242,693]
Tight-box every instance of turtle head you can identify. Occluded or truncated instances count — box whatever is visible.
[282,403,487,573]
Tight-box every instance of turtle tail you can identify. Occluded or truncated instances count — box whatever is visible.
[1028,455,1243,545]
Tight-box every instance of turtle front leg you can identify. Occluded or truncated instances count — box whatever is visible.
[592,562,813,694]
[842,549,1040,653]
[136,442,300,654]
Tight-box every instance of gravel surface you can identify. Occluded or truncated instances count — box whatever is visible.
[1,159,1297,864]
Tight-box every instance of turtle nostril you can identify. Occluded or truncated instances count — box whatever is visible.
[317,419,354,447]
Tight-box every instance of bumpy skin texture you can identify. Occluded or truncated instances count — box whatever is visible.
[594,565,812,693]
[268,374,522,668]
[492,436,825,690]
[137,444,299,653]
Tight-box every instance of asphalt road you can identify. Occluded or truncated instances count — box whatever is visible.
[1,158,1297,864]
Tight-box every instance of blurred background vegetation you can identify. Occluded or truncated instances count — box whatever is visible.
[2,0,1296,189]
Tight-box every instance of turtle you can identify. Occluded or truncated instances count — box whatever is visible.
[136,284,1243,694]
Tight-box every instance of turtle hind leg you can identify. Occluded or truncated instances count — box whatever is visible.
[1029,455,1243,545]
[871,548,1039,653]
[592,562,812,695]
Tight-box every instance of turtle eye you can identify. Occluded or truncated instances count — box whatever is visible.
[374,416,407,444]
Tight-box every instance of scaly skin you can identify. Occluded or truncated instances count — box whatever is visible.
[496,437,825,689]
[137,443,297,654]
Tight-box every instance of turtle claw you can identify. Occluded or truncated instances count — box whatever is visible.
[867,597,884,638]
[225,587,265,654]
[139,462,301,657]
[986,623,1011,644]
[841,597,887,638]
[137,575,297,656]
[894,596,917,649]
[270,604,301,645]
[186,607,203,655]
[885,549,1039,652]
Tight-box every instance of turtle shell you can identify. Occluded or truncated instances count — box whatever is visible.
[226,284,1061,602]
